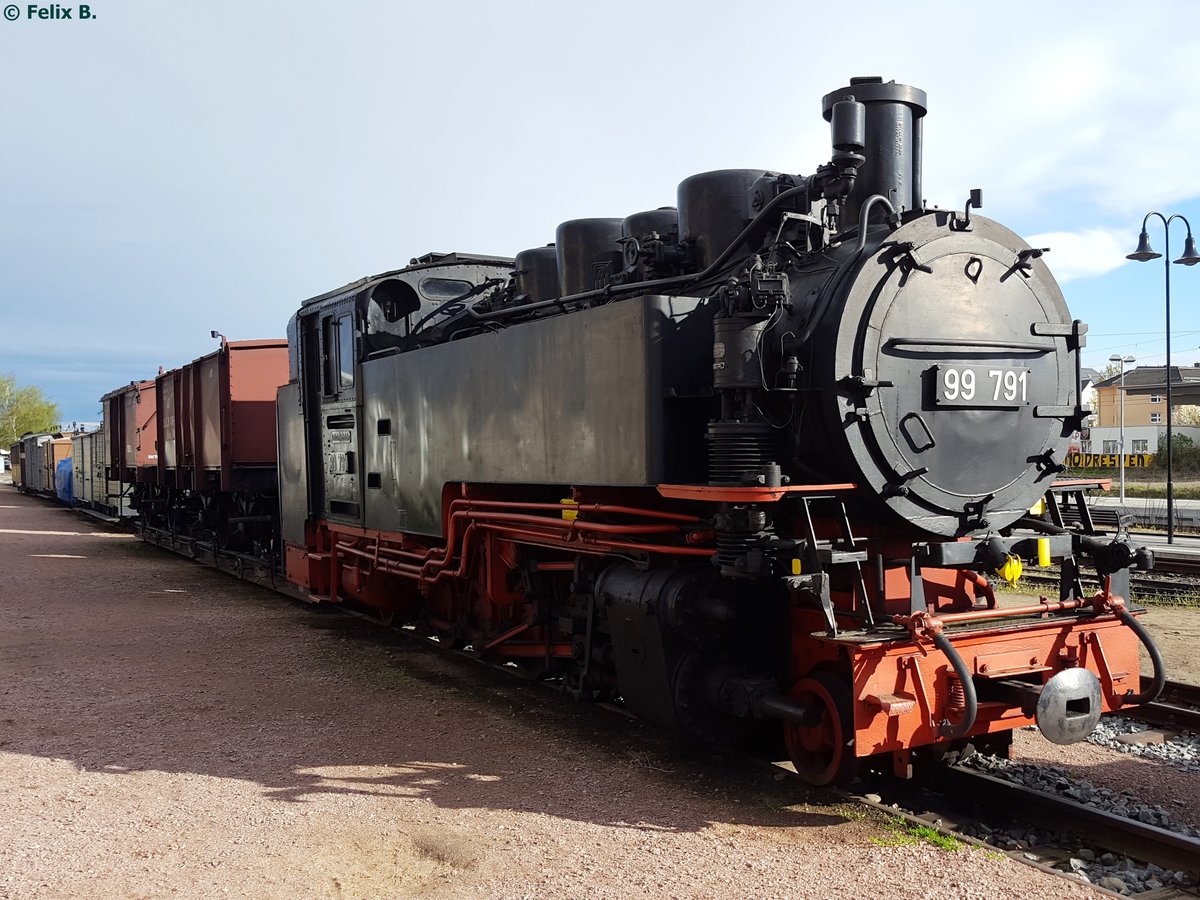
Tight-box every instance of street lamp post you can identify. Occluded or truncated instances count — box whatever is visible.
[1109,354,1135,503]
[1127,213,1200,543]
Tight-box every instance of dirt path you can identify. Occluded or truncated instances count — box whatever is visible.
[0,483,1114,899]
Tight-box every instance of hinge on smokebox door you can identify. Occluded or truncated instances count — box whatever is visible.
[785,496,872,635]
[961,494,994,533]
[1030,320,1091,431]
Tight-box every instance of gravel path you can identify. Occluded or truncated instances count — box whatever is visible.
[0,483,1160,898]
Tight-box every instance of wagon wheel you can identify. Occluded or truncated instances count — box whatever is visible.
[426,582,466,649]
[783,670,857,786]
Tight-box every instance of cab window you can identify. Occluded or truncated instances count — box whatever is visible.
[322,316,336,394]
[321,313,355,394]
[337,314,354,388]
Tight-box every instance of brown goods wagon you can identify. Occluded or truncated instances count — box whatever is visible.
[101,380,158,483]
[156,340,289,492]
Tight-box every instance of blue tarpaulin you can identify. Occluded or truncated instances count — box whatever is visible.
[55,458,73,505]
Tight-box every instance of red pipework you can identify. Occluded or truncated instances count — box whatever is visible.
[451,498,702,523]
[325,497,716,597]
[469,523,716,558]
[459,510,683,535]
[353,499,699,573]
[961,570,997,609]
[893,590,1129,643]
[938,597,1088,624]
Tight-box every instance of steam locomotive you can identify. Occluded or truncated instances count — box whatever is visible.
[18,77,1165,784]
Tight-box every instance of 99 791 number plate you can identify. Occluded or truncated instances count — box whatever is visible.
[935,365,1030,407]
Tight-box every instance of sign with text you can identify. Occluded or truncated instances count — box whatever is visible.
[1066,452,1154,468]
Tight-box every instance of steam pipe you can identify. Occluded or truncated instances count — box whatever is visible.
[1113,606,1167,705]
[463,184,812,323]
[854,194,898,251]
[961,570,997,609]
[931,632,978,738]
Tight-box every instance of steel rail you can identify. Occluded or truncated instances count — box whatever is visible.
[934,766,1200,872]
[1156,679,1200,707]
[1121,677,1200,732]
[1021,570,1200,600]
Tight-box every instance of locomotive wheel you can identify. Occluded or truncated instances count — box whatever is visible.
[784,671,857,786]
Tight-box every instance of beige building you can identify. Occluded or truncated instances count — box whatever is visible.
[1094,383,1168,427]
[1092,364,1200,427]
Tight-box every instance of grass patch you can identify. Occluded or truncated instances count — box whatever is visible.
[1136,591,1200,609]
[834,803,868,821]
[869,816,962,851]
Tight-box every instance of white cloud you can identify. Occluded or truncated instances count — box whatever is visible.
[911,14,1200,220]
[1024,228,1130,283]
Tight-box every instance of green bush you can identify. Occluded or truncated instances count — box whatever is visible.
[1151,432,1200,474]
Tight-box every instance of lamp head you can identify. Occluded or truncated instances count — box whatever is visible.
[1127,230,1162,262]
[1174,234,1200,266]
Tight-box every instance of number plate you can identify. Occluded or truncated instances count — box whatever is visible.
[935,365,1030,407]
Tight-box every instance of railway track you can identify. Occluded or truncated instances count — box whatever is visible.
[824,681,1200,891]
[1153,553,1200,578]
[834,765,1200,894]
[1122,679,1200,732]
[1019,528,1200,600]
[1021,570,1198,611]
[933,767,1200,874]
[1022,569,1200,601]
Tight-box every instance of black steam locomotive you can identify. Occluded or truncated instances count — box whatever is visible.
[137,77,1163,784]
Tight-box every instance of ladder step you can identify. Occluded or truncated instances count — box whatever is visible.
[818,549,868,565]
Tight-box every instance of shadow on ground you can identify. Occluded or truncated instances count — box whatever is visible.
[0,483,850,836]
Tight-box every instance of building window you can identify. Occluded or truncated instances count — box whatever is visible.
[1080,441,1092,453]
[1151,413,1163,424]
[1150,394,1164,403]
[1132,439,1149,452]
[1102,440,1118,453]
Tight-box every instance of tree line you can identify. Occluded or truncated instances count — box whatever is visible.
[0,374,60,449]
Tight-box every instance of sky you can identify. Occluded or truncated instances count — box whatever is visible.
[3,0,1200,425]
